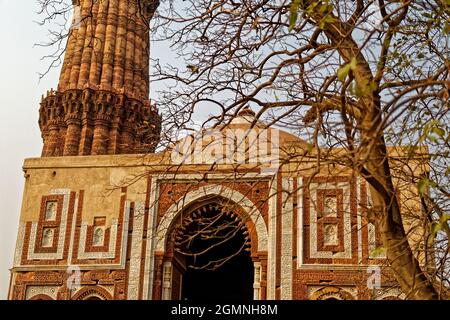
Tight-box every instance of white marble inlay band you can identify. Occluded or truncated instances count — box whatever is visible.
[309,181,352,260]
[143,177,159,300]
[13,223,26,267]
[155,184,268,253]
[267,177,277,300]
[297,177,304,268]
[77,201,130,261]
[27,189,70,261]
[280,178,293,300]
[127,202,145,300]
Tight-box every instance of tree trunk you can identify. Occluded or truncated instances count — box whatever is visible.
[314,10,440,298]
[364,134,438,299]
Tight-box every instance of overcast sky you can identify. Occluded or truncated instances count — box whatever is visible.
[0,0,197,300]
[0,1,61,299]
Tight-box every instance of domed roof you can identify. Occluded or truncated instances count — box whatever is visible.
[224,106,307,147]
[166,106,308,168]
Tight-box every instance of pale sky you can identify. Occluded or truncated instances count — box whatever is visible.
[0,0,61,299]
[0,0,204,300]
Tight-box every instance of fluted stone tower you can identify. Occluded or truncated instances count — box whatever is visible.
[39,0,161,157]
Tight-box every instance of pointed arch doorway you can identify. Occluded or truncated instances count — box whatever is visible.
[152,185,270,301]
[170,202,254,301]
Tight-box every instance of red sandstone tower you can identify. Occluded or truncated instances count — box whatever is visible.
[39,0,161,157]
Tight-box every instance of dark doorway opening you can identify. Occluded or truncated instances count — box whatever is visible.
[181,230,254,301]
[173,202,254,301]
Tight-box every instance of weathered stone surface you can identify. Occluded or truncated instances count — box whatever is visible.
[40,0,161,157]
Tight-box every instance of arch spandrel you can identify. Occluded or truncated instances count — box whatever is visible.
[155,184,268,254]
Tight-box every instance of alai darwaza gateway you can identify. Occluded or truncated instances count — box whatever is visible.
[8,0,428,301]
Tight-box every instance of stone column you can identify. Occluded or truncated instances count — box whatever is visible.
[57,122,67,156]
[259,254,268,300]
[88,0,109,86]
[132,21,144,95]
[161,261,172,300]
[107,117,121,154]
[78,116,94,155]
[91,115,111,154]
[41,131,52,157]
[112,0,129,89]
[100,0,119,90]
[142,31,150,98]
[78,0,100,88]
[253,261,262,300]
[152,255,164,300]
[59,28,79,90]
[123,8,136,94]
[119,122,135,154]
[69,0,91,88]
[43,122,61,157]
[63,116,82,156]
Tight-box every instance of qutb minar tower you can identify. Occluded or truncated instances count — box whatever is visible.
[39,0,161,157]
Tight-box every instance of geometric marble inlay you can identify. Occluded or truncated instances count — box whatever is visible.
[41,228,55,248]
[323,196,337,217]
[93,227,105,247]
[323,224,339,246]
[45,201,57,221]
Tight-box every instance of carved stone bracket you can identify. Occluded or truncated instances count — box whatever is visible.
[39,88,161,156]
